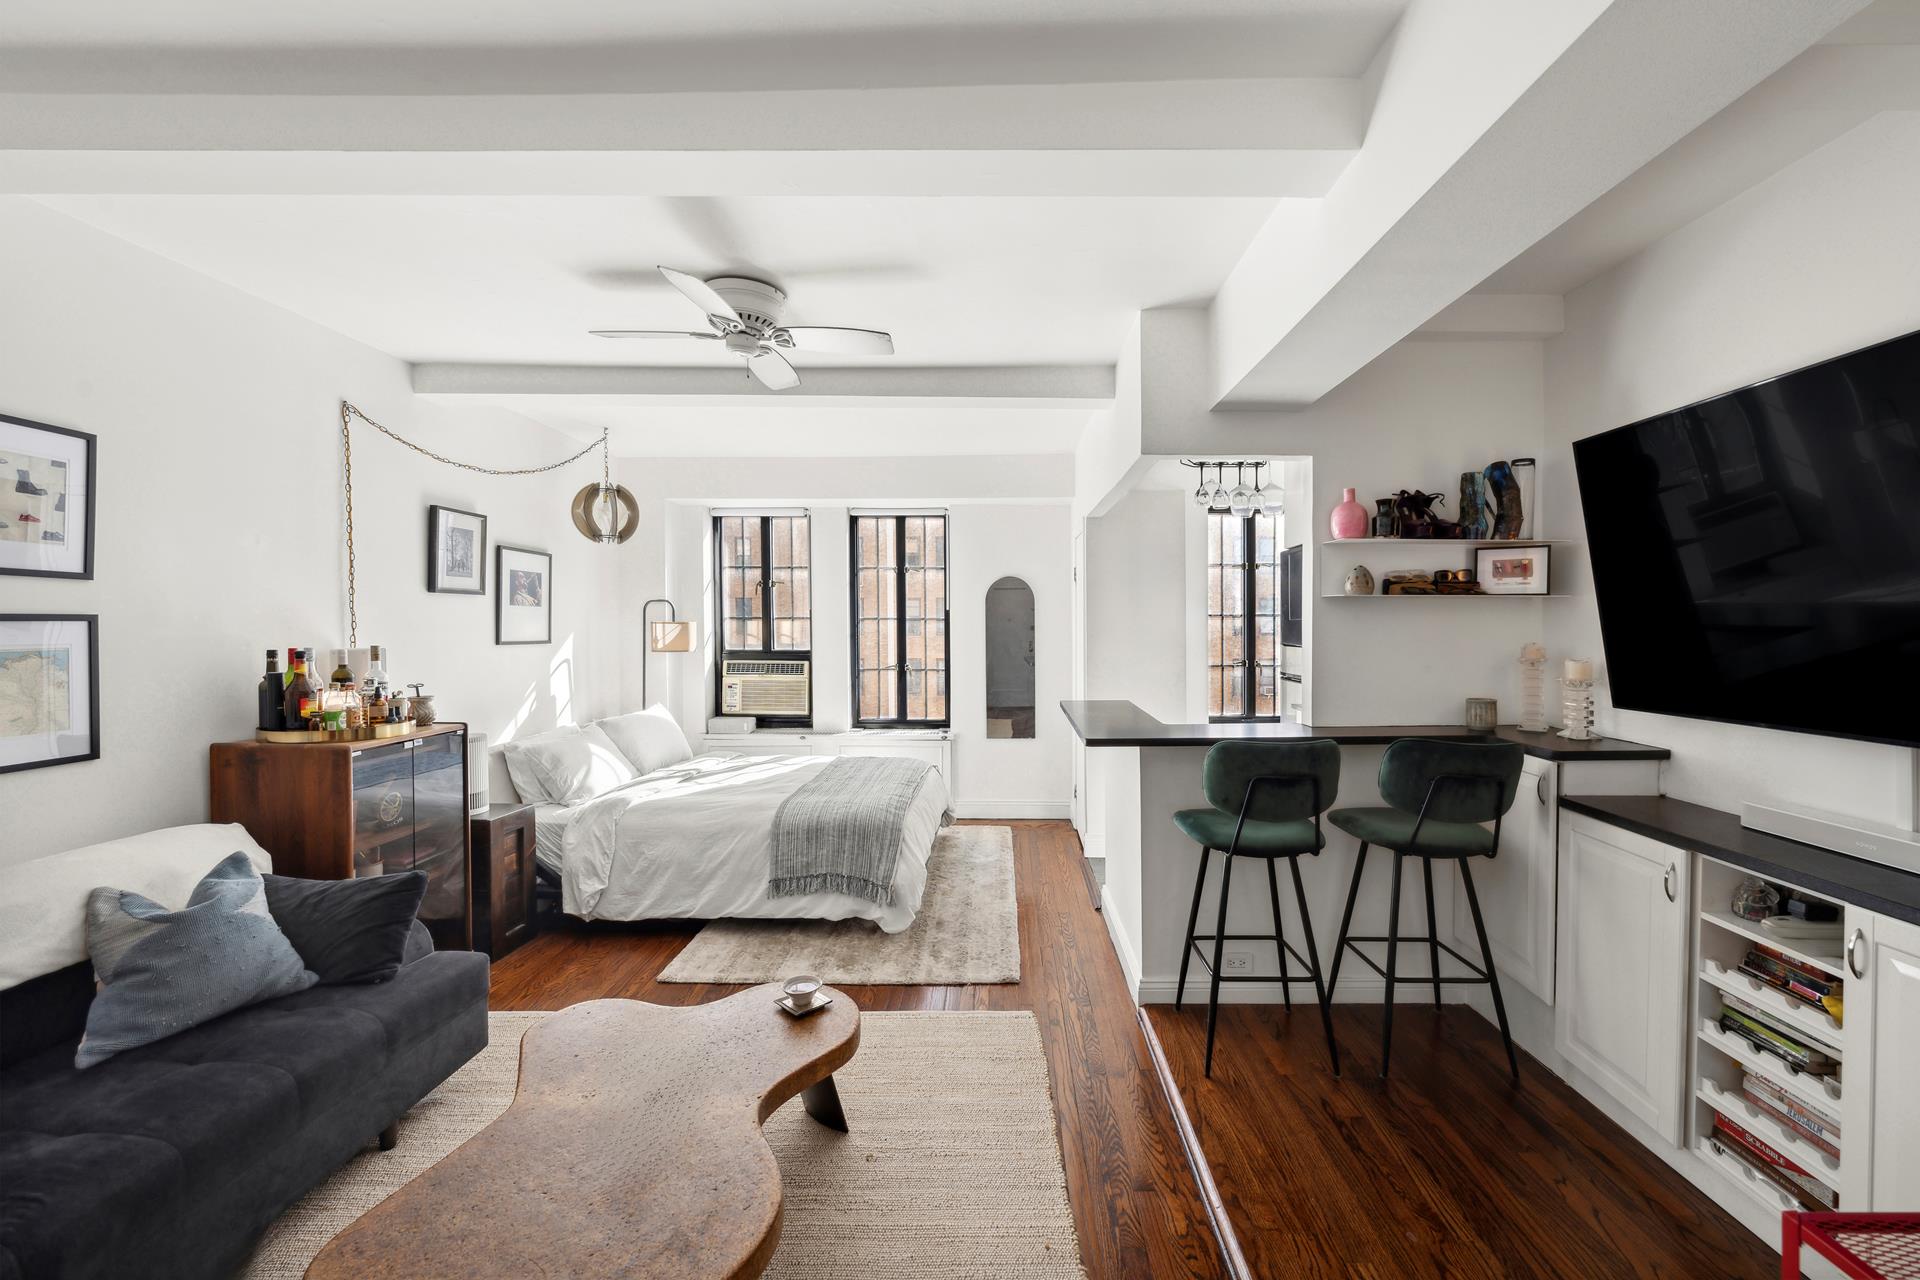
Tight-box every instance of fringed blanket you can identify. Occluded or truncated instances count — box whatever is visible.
[769,756,935,905]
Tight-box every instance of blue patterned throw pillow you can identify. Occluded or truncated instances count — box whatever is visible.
[77,850,317,1069]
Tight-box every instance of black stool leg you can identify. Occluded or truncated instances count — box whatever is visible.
[1381,852,1405,1079]
[1460,859,1520,1083]
[1266,858,1292,1010]
[1288,855,1341,1077]
[1325,842,1370,996]
[1175,847,1211,1011]
[1421,857,1443,1011]
[1204,853,1235,1078]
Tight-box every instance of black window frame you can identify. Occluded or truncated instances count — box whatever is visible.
[849,513,951,730]
[713,513,813,729]
[1207,510,1285,723]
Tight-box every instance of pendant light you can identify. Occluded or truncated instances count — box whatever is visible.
[571,435,639,545]
[1228,463,1254,518]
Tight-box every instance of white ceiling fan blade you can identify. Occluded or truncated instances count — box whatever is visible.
[746,348,801,391]
[658,266,742,327]
[587,329,720,340]
[777,326,894,356]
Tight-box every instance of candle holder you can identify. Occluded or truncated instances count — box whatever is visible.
[1559,678,1595,740]
[1517,643,1548,732]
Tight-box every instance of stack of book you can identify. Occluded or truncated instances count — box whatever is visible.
[1718,994,1839,1075]
[1710,1112,1837,1210]
[1740,1072,1841,1161]
[1737,944,1844,1023]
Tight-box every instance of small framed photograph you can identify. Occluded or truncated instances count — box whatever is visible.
[496,545,552,645]
[0,614,100,773]
[0,414,96,580]
[428,505,488,595]
[1475,543,1552,595]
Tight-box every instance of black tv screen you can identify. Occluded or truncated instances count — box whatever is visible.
[1572,330,1920,749]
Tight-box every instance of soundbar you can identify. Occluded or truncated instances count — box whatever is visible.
[1742,802,1920,876]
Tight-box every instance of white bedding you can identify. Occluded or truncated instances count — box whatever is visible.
[542,752,950,934]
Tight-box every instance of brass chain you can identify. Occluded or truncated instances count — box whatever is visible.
[338,400,608,646]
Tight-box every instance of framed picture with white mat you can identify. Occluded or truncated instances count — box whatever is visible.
[0,414,95,580]
[0,613,100,773]
[495,545,552,645]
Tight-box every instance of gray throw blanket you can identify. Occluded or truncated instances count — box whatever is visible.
[769,756,933,905]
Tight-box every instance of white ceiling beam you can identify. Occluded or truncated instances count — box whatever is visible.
[1208,0,1872,409]
[411,363,1115,408]
[0,78,1360,198]
[1412,293,1563,340]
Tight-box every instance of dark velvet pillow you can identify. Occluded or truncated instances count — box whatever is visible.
[262,871,427,985]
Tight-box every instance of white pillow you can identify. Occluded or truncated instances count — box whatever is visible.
[0,824,274,992]
[501,724,638,805]
[597,705,694,776]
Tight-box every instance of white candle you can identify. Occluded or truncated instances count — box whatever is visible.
[1564,658,1594,683]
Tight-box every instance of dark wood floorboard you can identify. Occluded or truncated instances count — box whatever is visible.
[490,819,1226,1280]
[1144,1000,1780,1280]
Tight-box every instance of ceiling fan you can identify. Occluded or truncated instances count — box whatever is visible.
[590,266,894,391]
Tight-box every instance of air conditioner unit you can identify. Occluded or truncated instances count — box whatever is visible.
[721,658,810,717]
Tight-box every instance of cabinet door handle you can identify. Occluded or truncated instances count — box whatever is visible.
[1663,863,1677,903]
[1536,773,1549,805]
[1847,928,1868,979]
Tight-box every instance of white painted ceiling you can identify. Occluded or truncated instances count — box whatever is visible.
[0,0,1406,91]
[34,194,1276,368]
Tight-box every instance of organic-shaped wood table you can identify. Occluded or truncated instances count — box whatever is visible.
[307,984,860,1280]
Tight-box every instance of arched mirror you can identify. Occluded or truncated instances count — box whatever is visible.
[985,576,1036,739]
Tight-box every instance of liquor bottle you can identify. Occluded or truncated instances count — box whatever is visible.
[364,644,388,695]
[283,649,321,729]
[330,648,356,689]
[257,649,286,732]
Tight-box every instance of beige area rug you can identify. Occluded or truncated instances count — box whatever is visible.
[658,824,1020,985]
[244,1010,1083,1280]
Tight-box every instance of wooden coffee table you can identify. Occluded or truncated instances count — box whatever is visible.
[307,984,860,1280]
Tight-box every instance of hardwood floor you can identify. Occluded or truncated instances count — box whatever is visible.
[492,819,1776,1280]
[1144,1000,1780,1279]
[489,819,1227,1280]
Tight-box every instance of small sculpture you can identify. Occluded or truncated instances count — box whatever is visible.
[1344,565,1376,596]
[1330,488,1370,539]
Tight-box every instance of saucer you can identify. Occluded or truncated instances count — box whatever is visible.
[775,993,834,1018]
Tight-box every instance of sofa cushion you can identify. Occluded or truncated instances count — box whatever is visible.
[0,950,489,1280]
[0,824,274,994]
[265,870,427,985]
[78,852,316,1069]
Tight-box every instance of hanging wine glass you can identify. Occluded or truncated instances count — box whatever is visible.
[1249,462,1267,516]
[1229,463,1253,518]
[1192,464,1212,508]
[1210,464,1230,510]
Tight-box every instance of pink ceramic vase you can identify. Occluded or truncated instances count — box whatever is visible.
[1330,487,1370,540]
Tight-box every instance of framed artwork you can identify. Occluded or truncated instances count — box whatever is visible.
[0,414,96,580]
[495,545,552,645]
[1475,543,1552,595]
[428,505,488,594]
[0,614,100,774]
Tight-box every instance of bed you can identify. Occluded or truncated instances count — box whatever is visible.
[496,713,951,935]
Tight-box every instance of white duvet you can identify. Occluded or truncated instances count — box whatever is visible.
[549,752,951,934]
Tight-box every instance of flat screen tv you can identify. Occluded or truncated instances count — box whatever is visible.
[1572,329,1920,749]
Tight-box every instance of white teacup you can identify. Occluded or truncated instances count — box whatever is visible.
[783,975,822,1008]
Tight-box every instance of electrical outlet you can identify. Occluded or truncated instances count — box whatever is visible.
[1222,949,1252,974]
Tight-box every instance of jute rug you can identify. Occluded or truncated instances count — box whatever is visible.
[658,824,1020,985]
[244,1010,1083,1279]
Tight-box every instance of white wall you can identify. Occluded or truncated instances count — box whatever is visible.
[1542,113,1920,825]
[0,198,617,865]
[613,455,1076,817]
[1085,488,1190,724]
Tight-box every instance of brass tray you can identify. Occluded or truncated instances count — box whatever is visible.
[255,719,418,744]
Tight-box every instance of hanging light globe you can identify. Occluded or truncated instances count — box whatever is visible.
[572,481,639,545]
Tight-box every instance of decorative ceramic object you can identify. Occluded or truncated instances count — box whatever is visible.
[1484,460,1522,539]
[1459,471,1490,539]
[1510,457,1537,539]
[1372,498,1395,537]
[1558,657,1595,740]
[1331,488,1370,539]
[1343,565,1376,596]
[1464,697,1498,732]
[1516,642,1549,732]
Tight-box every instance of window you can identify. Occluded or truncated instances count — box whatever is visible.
[715,513,811,723]
[1207,510,1282,719]
[852,514,948,726]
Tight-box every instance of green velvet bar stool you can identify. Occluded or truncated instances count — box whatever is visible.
[1325,739,1525,1082]
[1172,740,1342,1078]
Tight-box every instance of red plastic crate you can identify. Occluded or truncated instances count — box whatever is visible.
[1784,1214,1920,1280]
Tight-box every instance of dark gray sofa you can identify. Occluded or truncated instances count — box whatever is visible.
[0,934,489,1280]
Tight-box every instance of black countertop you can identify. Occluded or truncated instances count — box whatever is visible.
[1060,700,1670,762]
[1562,794,1920,925]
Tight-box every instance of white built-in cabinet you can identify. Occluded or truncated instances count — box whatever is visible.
[1843,908,1920,1210]
[1454,754,1557,1003]
[1555,811,1692,1144]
